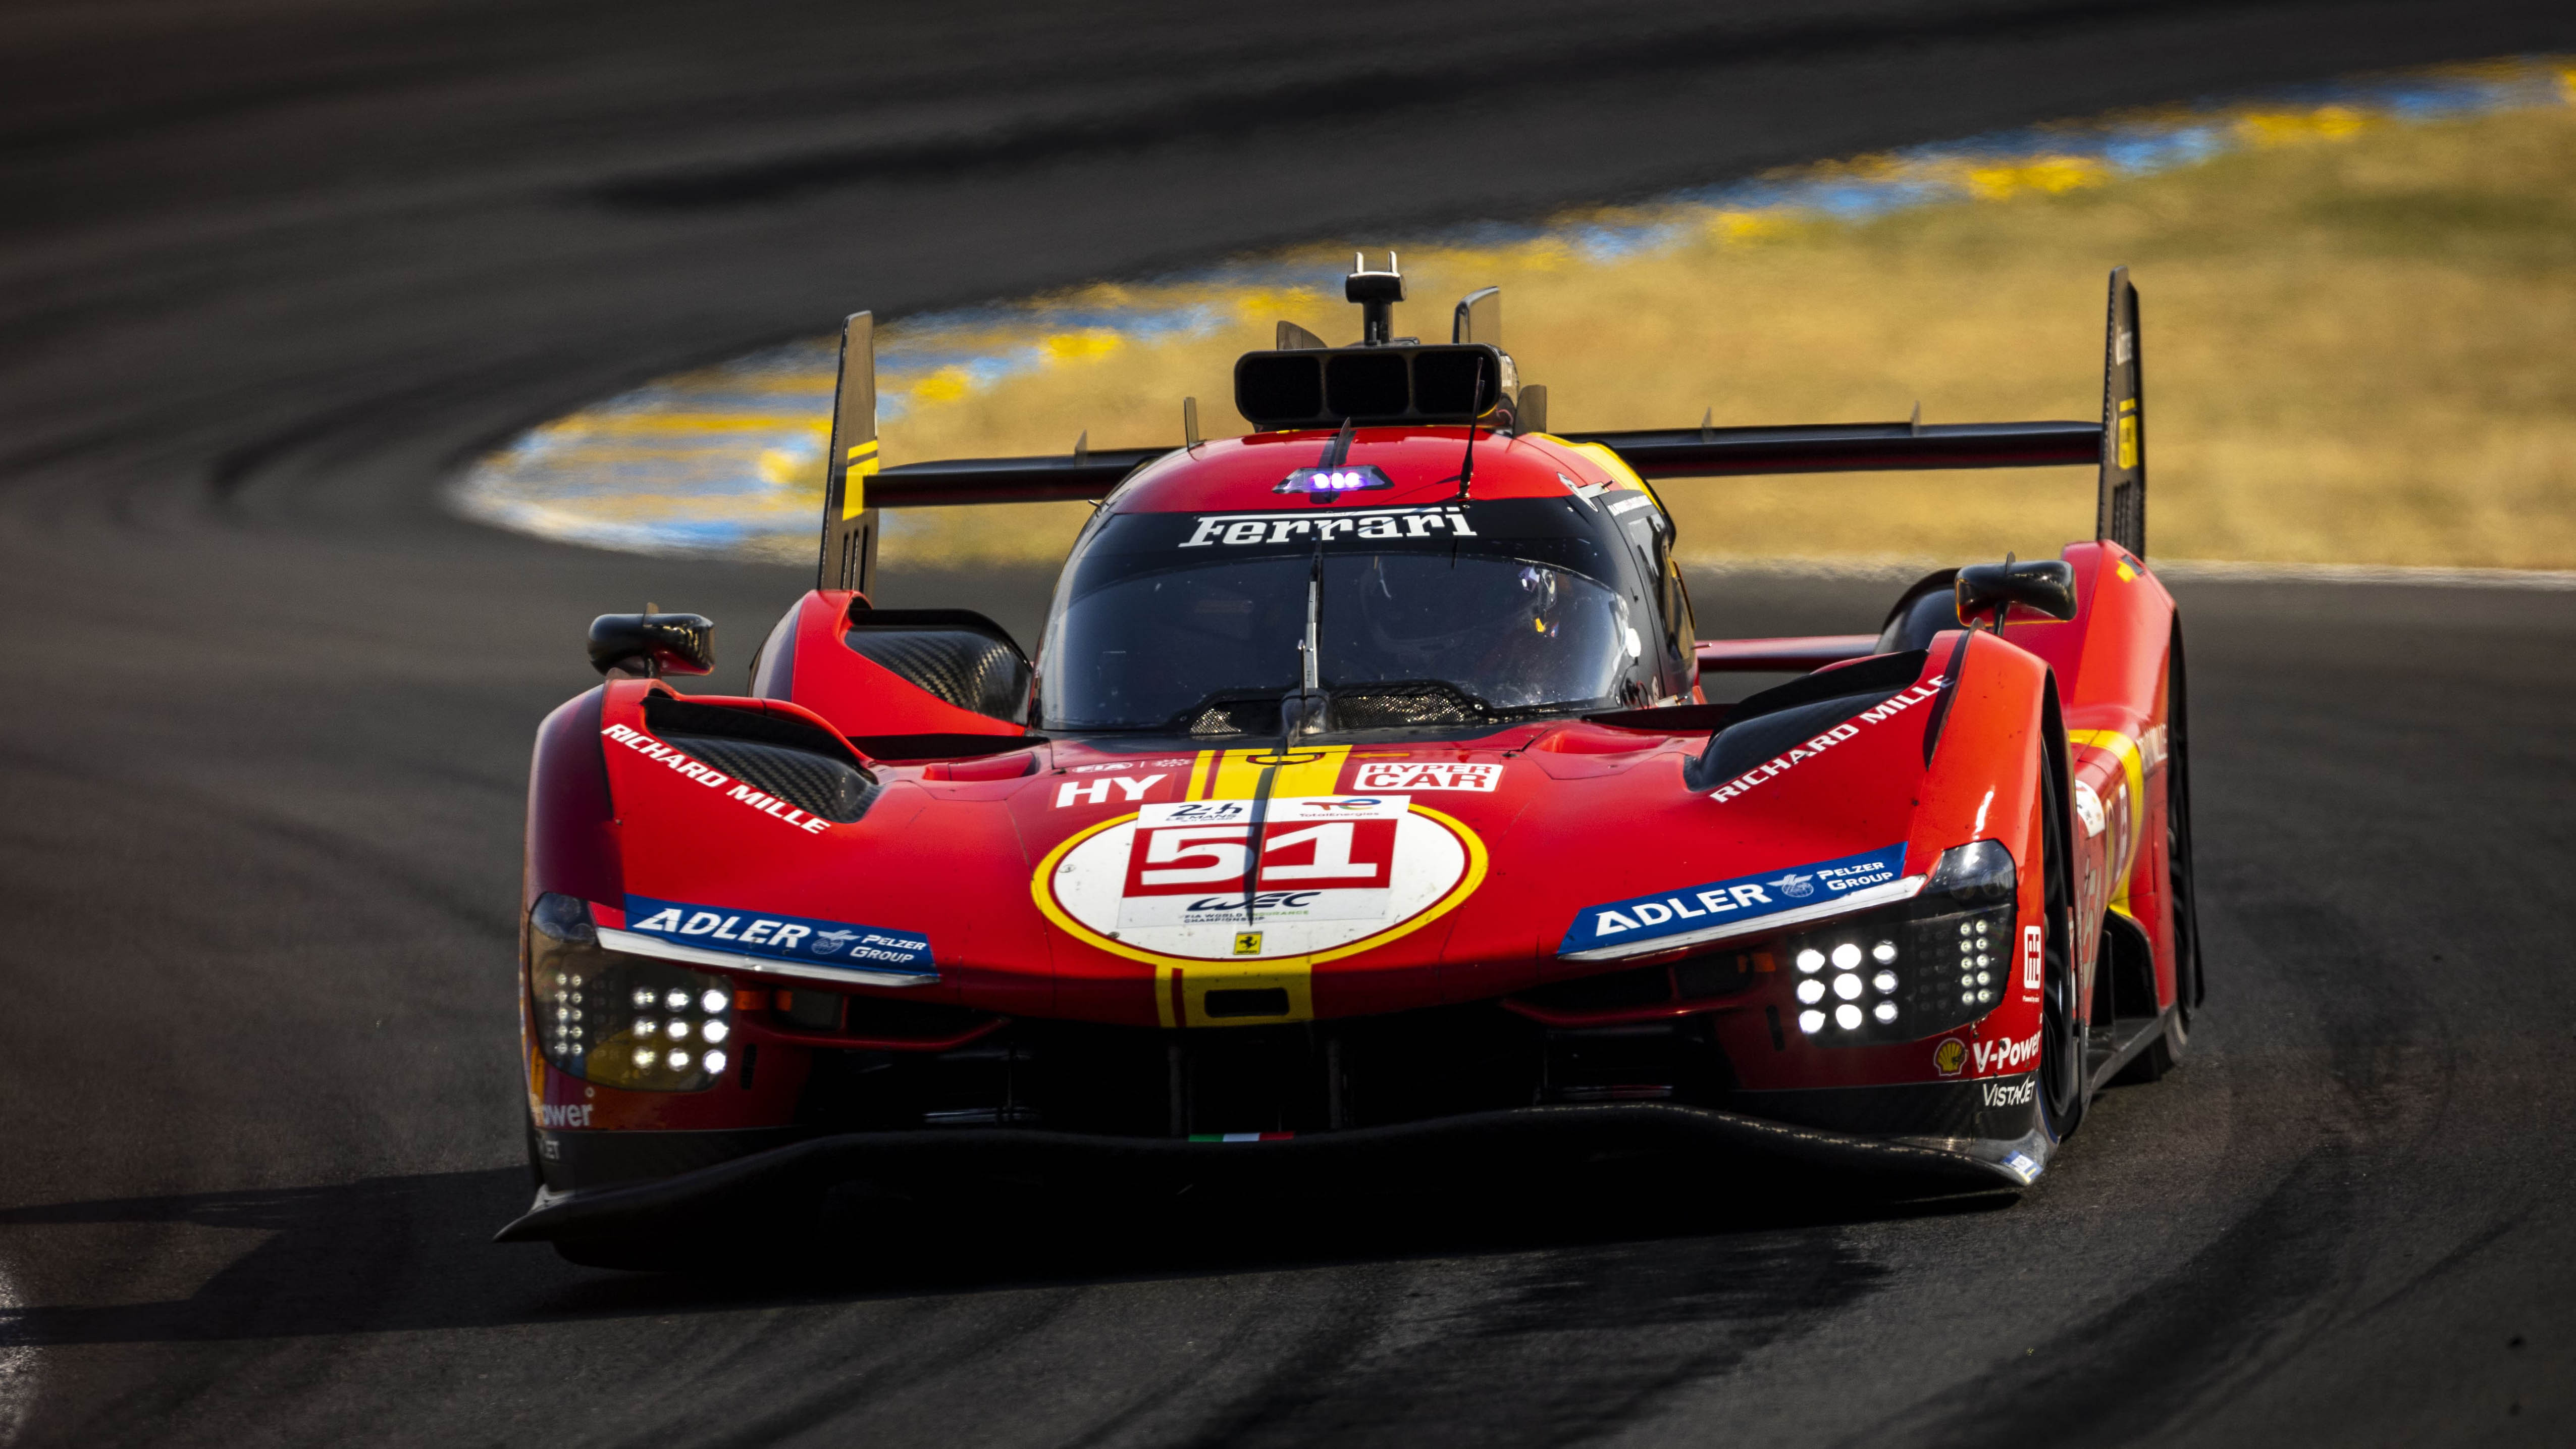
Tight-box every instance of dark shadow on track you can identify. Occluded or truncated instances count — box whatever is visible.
[0,1156,2015,1346]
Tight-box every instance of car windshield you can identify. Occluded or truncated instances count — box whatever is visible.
[1041,506,1639,731]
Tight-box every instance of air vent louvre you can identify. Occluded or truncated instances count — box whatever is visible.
[845,616,1030,721]
[663,734,877,823]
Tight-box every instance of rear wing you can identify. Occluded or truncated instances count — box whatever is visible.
[818,268,2149,594]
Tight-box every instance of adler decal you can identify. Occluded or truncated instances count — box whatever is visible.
[1560,843,1907,954]
[621,894,933,975]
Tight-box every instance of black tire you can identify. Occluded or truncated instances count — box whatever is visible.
[2165,620,2205,1029]
[2038,709,2088,1140]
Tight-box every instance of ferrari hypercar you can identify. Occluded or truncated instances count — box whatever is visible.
[501,261,2200,1257]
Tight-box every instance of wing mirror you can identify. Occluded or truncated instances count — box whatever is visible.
[589,609,714,677]
[1954,558,2077,629]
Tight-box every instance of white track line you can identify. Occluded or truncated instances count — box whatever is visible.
[0,1257,35,1446]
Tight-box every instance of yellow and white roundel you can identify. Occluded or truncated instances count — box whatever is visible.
[1033,795,1486,1026]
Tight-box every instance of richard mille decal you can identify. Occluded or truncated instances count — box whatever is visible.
[1704,677,1947,802]
[1177,506,1477,548]
[1560,843,1907,954]
[601,722,832,834]
[622,895,933,973]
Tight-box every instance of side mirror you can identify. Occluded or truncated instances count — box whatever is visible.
[1955,559,2077,628]
[589,611,714,677]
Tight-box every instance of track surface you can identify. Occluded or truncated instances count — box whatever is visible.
[6,3,2576,1444]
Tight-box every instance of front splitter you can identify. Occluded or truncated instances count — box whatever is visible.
[496,1102,2035,1245]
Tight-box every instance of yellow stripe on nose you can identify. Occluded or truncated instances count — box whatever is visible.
[1203,745,1349,799]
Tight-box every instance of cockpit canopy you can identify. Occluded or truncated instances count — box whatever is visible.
[1039,495,1683,736]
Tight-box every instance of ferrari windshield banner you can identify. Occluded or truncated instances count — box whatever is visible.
[1557,843,1909,955]
[621,894,934,975]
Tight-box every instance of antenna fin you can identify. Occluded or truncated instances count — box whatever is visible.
[1910,401,1922,437]
[1073,430,1088,462]
[1183,396,1201,448]
[1699,407,1714,443]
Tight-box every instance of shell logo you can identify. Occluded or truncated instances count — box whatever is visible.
[1933,1038,1968,1076]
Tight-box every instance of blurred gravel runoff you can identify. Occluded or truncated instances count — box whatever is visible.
[3,3,2574,1446]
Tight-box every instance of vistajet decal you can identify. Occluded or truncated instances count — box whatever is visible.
[1558,843,1906,954]
[1178,506,1476,548]
[622,894,933,974]
[1705,676,1946,803]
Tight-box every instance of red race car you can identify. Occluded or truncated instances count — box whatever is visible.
[501,262,2200,1258]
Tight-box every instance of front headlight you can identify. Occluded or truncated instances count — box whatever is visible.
[529,893,735,1091]
[1788,840,2017,1046]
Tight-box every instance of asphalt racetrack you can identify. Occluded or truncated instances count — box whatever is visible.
[6,3,2576,1444]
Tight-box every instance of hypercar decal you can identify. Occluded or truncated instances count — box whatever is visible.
[1557,843,1913,958]
[1703,677,1947,802]
[1032,799,1487,1027]
[619,894,934,976]
[1344,759,1501,792]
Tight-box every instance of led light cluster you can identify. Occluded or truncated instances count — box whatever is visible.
[544,968,592,1067]
[1784,900,2016,1046]
[1949,916,2001,1009]
[1793,939,1903,1037]
[527,895,735,1093]
[627,986,733,1079]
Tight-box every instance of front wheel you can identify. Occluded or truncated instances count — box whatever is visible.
[2037,730,2087,1139]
